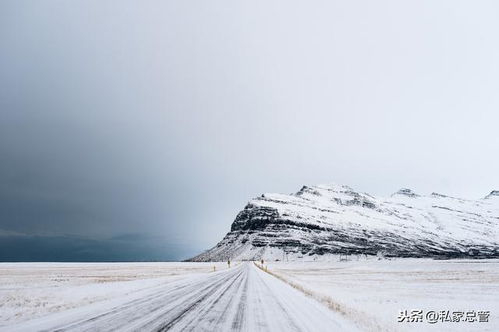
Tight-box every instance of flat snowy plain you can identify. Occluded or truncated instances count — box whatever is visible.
[0,259,497,331]
[267,258,499,332]
[0,262,228,328]
[0,262,355,331]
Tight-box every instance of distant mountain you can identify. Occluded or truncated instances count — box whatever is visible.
[190,184,499,261]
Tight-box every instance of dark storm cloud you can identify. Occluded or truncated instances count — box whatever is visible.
[1,1,499,261]
[0,232,202,262]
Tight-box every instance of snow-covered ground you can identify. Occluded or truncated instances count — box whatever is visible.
[0,262,228,327]
[1,260,497,331]
[266,258,499,332]
[0,262,356,332]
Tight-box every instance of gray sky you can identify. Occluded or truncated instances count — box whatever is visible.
[1,1,499,260]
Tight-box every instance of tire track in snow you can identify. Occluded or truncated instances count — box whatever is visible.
[8,263,359,332]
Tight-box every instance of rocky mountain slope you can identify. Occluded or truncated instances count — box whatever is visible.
[190,184,499,261]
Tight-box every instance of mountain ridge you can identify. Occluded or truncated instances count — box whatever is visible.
[189,184,499,262]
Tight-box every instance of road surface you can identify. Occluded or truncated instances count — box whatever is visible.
[6,263,357,332]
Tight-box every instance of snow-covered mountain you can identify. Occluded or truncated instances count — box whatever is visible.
[190,184,499,261]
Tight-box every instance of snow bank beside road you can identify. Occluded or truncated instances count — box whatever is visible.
[266,259,499,332]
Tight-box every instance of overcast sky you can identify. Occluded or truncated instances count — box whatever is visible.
[1,1,499,260]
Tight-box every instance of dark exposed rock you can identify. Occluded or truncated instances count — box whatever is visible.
[485,190,499,199]
[392,188,419,198]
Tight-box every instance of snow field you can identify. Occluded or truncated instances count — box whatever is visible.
[266,258,499,332]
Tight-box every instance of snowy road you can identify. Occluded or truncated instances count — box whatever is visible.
[5,262,356,332]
